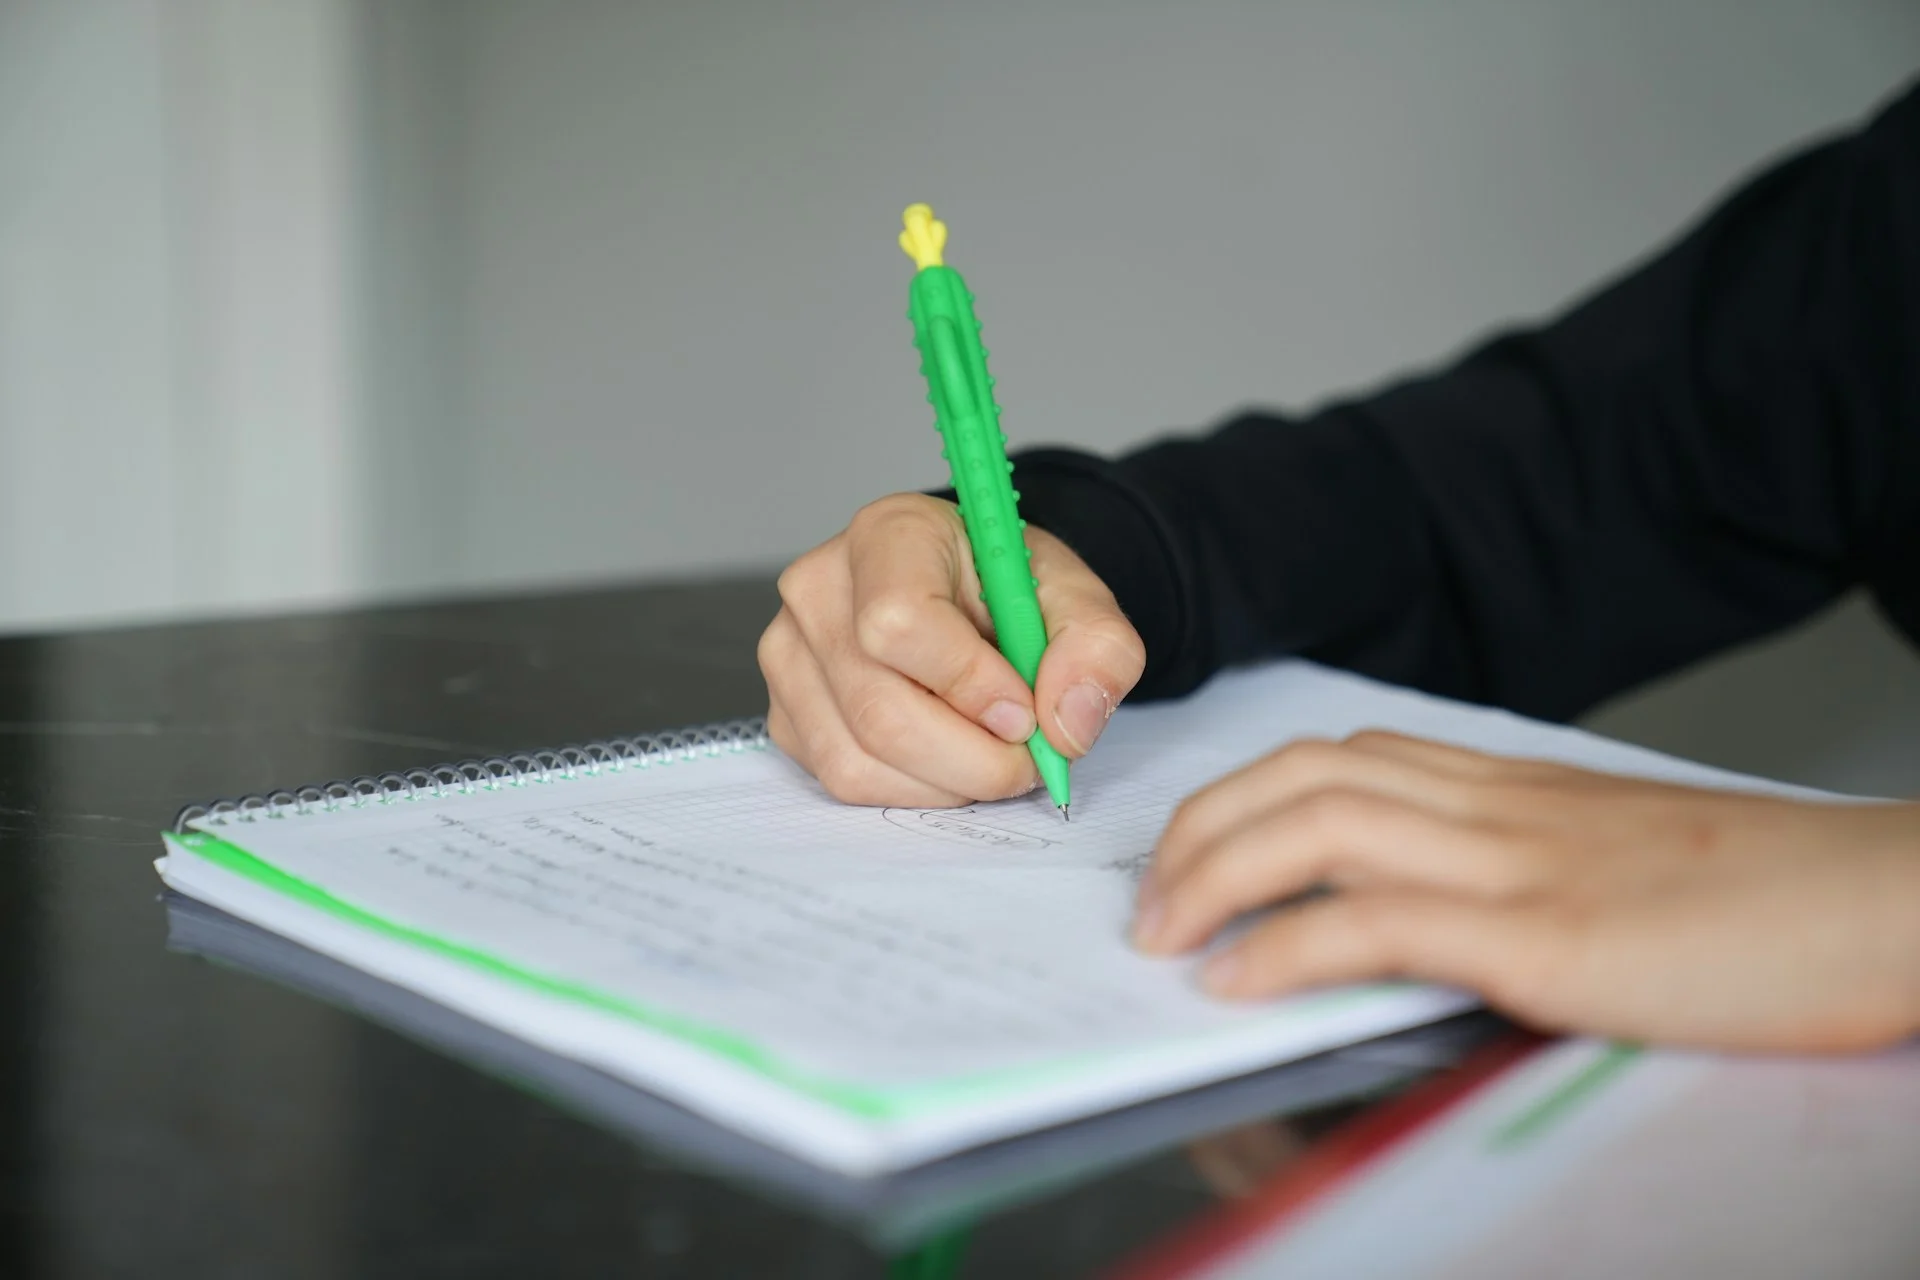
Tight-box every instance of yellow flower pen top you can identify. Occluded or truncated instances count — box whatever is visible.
[899,203,1071,818]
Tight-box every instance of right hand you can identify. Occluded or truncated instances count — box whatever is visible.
[760,493,1147,807]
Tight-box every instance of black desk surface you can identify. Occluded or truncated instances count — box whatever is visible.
[0,578,1481,1278]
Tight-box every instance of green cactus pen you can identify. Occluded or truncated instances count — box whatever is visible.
[899,203,1071,820]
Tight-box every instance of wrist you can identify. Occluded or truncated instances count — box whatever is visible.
[1007,448,1193,700]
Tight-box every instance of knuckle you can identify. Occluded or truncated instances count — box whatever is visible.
[1341,728,1407,751]
[1182,855,1244,905]
[853,593,925,663]
[754,614,789,677]
[1188,834,1266,902]
[1269,738,1346,782]
[1298,786,1379,834]
[1162,792,1212,848]
[813,743,884,806]
[848,495,902,531]
[848,492,933,540]
[1166,790,1203,831]
[776,552,827,611]
[845,690,914,755]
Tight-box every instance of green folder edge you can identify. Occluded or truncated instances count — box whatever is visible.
[164,828,1397,1126]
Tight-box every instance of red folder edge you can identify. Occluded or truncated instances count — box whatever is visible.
[1105,1030,1549,1280]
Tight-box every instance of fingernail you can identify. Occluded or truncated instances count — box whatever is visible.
[1055,681,1113,756]
[1203,949,1243,995]
[981,699,1035,744]
[1132,902,1164,949]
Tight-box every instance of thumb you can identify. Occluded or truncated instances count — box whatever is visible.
[1029,529,1147,758]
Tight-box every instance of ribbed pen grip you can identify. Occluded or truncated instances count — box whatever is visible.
[908,265,1047,683]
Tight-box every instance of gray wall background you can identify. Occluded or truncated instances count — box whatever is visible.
[6,0,1920,794]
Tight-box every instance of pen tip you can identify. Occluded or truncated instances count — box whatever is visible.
[1060,805,1070,823]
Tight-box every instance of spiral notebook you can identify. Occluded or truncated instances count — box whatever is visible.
[154,661,1793,1176]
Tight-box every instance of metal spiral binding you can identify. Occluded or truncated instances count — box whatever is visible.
[172,716,769,833]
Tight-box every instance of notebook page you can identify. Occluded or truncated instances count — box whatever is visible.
[166,733,1300,1086]
[158,663,1823,1124]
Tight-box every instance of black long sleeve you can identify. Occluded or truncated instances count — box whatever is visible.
[1011,78,1920,722]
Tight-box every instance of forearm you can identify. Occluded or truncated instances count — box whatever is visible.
[1019,80,1918,719]
[1011,416,1449,704]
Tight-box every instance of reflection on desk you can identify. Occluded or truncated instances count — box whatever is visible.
[165,891,1506,1254]
[1120,1035,1920,1279]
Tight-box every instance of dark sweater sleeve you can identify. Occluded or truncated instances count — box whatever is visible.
[1012,79,1920,721]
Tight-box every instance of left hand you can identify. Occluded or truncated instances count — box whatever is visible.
[1131,731,1920,1052]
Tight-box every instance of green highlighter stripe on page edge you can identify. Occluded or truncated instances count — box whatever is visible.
[899,202,1071,820]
